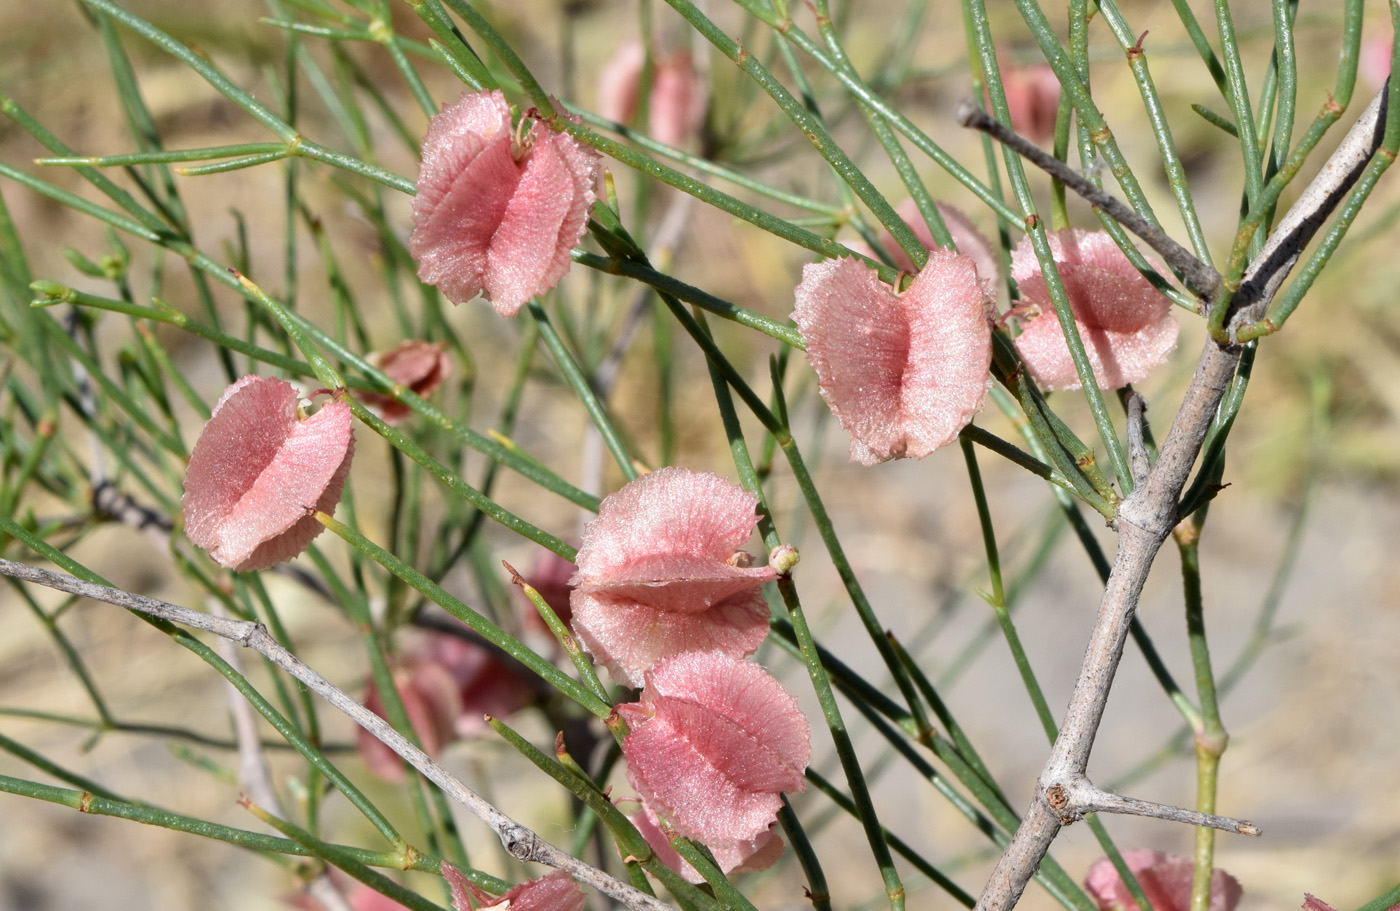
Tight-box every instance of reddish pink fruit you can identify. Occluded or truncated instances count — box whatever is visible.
[443,865,584,911]
[411,90,601,317]
[627,800,784,883]
[361,341,451,425]
[617,651,809,845]
[793,254,993,465]
[570,468,778,686]
[182,376,354,571]
[1085,851,1242,911]
[876,199,1000,287]
[1011,229,1178,391]
[597,38,707,147]
[1000,62,1060,145]
[358,633,531,781]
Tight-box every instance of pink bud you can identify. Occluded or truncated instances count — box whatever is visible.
[411,90,602,317]
[877,199,1000,287]
[617,651,810,845]
[443,865,585,911]
[357,633,532,781]
[1084,851,1242,911]
[1010,229,1178,391]
[570,468,777,686]
[792,254,993,465]
[626,800,784,883]
[182,376,354,571]
[1000,62,1060,145]
[360,341,451,425]
[597,38,707,147]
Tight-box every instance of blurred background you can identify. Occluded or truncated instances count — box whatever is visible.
[1,1,1398,910]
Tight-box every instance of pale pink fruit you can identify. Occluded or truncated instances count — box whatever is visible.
[182,376,354,571]
[792,254,993,465]
[598,38,707,147]
[358,633,531,781]
[877,199,1000,287]
[411,89,601,317]
[617,651,809,845]
[569,468,778,686]
[1011,229,1178,391]
[361,341,451,425]
[627,800,784,883]
[1000,62,1060,145]
[443,864,584,911]
[1085,851,1242,911]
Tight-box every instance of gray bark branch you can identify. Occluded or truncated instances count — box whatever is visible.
[973,84,1391,911]
[0,558,679,911]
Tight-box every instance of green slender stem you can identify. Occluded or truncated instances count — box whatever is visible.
[511,571,610,706]
[573,251,802,348]
[38,143,290,167]
[32,282,450,430]
[960,439,1058,741]
[823,679,1096,911]
[0,516,406,848]
[695,322,905,909]
[676,299,930,729]
[1009,0,1165,233]
[1267,0,1299,188]
[808,0,929,263]
[1094,0,1214,267]
[1208,0,1363,338]
[657,0,921,266]
[570,108,843,216]
[770,23,1022,228]
[805,770,976,907]
[528,300,638,481]
[315,514,611,720]
[965,2,1132,491]
[960,424,1065,489]
[1213,0,1265,218]
[0,729,124,800]
[245,803,449,911]
[1165,0,1229,97]
[77,0,411,191]
[404,0,492,91]
[777,797,830,911]
[1191,103,1240,137]
[1244,122,1397,337]
[318,550,449,851]
[484,719,717,911]
[1354,883,1400,911]
[1176,522,1227,911]
[887,634,1002,802]
[0,774,472,877]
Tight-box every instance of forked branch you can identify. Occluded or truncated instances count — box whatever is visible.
[969,86,1391,911]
